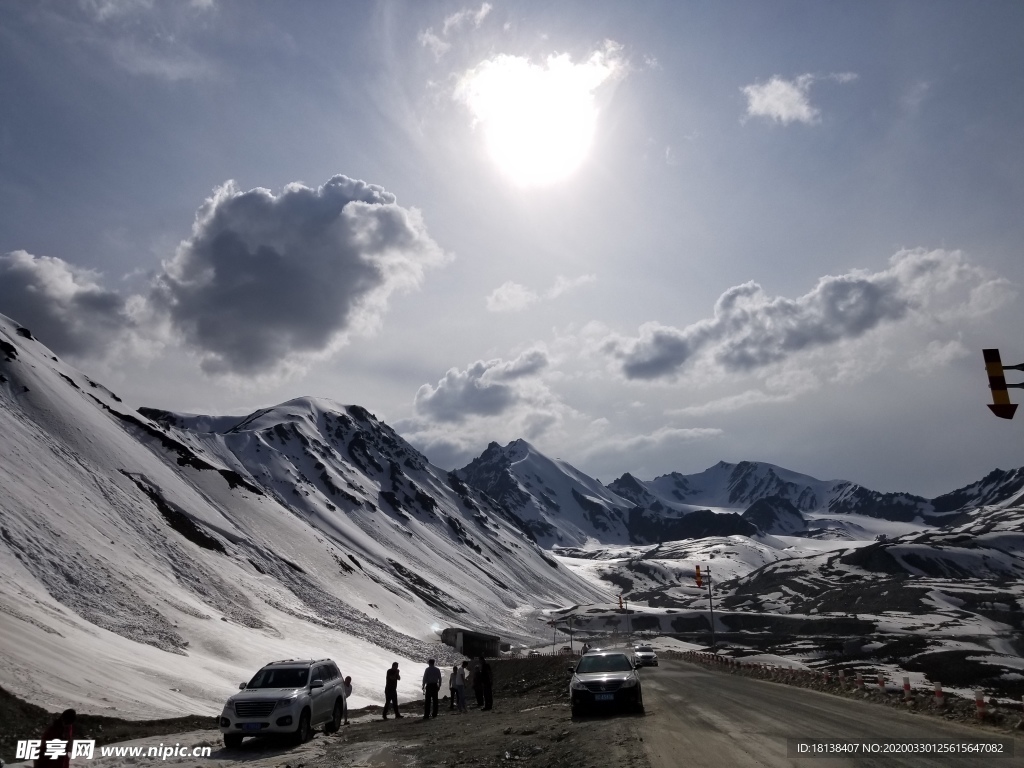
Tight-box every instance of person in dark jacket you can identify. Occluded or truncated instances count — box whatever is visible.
[342,676,353,725]
[472,660,484,706]
[421,659,442,719]
[448,665,458,710]
[383,662,402,719]
[35,710,77,768]
[478,656,493,711]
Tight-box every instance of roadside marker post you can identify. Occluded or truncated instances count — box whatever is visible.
[934,682,944,707]
[983,348,1024,419]
[877,673,885,692]
[903,676,912,701]
[975,690,986,719]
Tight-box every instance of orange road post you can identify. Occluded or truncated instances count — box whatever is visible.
[983,348,1024,419]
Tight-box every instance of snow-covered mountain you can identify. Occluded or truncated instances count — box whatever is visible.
[0,313,606,718]
[5,305,1024,718]
[613,460,940,524]
[457,439,634,548]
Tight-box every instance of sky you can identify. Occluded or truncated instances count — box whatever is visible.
[2,0,1023,497]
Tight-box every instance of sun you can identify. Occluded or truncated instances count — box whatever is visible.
[456,44,625,187]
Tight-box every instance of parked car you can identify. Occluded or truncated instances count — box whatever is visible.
[219,659,347,748]
[633,645,658,667]
[559,645,574,655]
[527,649,542,657]
[568,650,644,716]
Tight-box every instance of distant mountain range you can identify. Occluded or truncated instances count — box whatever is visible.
[457,440,1024,548]
[3,309,1024,714]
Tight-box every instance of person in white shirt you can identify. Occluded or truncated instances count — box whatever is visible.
[455,660,470,713]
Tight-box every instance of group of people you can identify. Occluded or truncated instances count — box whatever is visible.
[382,656,493,720]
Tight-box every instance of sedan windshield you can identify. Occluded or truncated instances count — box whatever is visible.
[246,667,308,688]
[575,654,633,673]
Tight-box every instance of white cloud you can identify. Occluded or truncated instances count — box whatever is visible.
[580,426,724,472]
[419,3,492,60]
[741,72,858,125]
[0,250,139,358]
[413,348,550,423]
[486,274,595,312]
[907,339,970,372]
[151,176,449,376]
[548,273,596,298]
[486,281,539,312]
[742,74,819,124]
[603,249,1014,381]
[442,2,492,35]
[418,29,450,60]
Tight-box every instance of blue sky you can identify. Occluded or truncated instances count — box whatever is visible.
[2,0,1023,495]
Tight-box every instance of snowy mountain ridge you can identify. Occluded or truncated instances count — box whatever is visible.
[0,314,605,718]
[460,441,1024,549]
[3,309,1024,718]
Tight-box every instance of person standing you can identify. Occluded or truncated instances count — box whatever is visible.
[448,665,458,710]
[35,709,77,768]
[472,660,484,707]
[383,662,402,719]
[478,656,493,711]
[342,676,353,725]
[455,660,469,713]
[422,659,442,719]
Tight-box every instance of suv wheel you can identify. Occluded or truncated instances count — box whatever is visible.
[324,700,342,734]
[223,734,243,749]
[292,709,312,745]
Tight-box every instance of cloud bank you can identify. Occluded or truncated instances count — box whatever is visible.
[0,250,137,357]
[0,176,448,378]
[604,249,1014,381]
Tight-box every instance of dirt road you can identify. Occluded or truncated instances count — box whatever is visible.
[638,659,1022,767]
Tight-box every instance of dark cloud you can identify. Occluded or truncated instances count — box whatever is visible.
[603,251,975,380]
[413,348,550,422]
[0,250,134,356]
[151,175,447,375]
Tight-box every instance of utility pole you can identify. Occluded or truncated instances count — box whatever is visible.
[625,597,631,645]
[707,567,716,649]
[694,565,715,649]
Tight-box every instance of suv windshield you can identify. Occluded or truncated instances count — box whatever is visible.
[247,667,308,689]
[635,646,654,652]
[576,654,633,673]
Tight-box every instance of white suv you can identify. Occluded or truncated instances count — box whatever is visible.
[219,659,347,748]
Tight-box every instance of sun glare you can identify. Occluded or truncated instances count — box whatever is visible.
[456,43,625,187]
